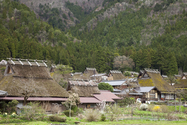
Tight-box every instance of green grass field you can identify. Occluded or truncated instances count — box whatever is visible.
[3,120,187,125]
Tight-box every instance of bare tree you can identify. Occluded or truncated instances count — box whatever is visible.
[62,93,80,117]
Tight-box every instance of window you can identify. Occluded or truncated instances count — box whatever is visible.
[149,90,157,99]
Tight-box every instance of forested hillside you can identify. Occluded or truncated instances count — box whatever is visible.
[1,0,187,75]
[0,0,114,73]
[69,0,187,75]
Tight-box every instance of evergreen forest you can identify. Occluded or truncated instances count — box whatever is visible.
[0,0,187,75]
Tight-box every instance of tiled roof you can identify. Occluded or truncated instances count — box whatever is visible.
[80,97,100,103]
[93,90,121,102]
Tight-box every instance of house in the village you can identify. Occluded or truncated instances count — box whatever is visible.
[84,67,98,76]
[0,90,8,96]
[174,74,182,80]
[93,90,121,103]
[174,72,187,89]
[0,58,69,106]
[72,72,84,80]
[113,78,140,97]
[67,80,100,108]
[101,80,127,91]
[162,75,168,79]
[67,80,121,108]
[90,73,108,83]
[108,70,125,81]
[138,68,175,101]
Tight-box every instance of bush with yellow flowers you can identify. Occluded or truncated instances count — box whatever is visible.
[152,105,161,112]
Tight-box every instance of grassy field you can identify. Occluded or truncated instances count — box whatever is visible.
[3,120,187,125]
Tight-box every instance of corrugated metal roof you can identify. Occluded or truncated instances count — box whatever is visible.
[80,97,100,103]
[93,90,121,102]
[120,88,133,94]
[0,90,8,96]
[0,97,67,101]
[101,80,126,86]
[129,93,143,95]
[90,73,106,77]
[113,89,121,92]
[135,87,155,93]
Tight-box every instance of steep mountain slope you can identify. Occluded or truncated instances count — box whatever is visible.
[0,0,115,73]
[18,0,104,31]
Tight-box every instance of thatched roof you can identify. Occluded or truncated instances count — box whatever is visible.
[174,79,187,88]
[109,70,125,80]
[138,68,175,93]
[0,58,69,97]
[84,67,98,75]
[67,81,100,97]
[0,65,6,81]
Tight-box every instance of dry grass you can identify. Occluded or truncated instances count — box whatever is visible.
[84,109,101,122]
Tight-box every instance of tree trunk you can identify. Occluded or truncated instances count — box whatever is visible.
[24,96,28,105]
[175,92,176,112]
[179,98,181,112]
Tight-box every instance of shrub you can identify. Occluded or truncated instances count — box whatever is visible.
[98,82,113,92]
[118,97,135,106]
[64,110,74,117]
[160,105,170,113]
[7,100,19,114]
[140,104,148,111]
[152,105,161,112]
[105,104,122,121]
[124,71,131,76]
[20,102,45,120]
[3,112,7,117]
[100,114,106,121]
[49,116,66,122]
[11,112,17,118]
[147,104,154,111]
[84,109,100,122]
[166,113,179,121]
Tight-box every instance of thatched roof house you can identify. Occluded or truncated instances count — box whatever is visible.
[67,81,100,97]
[138,68,175,93]
[108,70,125,81]
[174,73,187,89]
[0,58,69,97]
[84,68,98,76]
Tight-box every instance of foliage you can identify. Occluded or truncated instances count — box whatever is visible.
[63,110,74,117]
[7,100,19,114]
[100,114,106,121]
[0,101,7,113]
[84,109,101,122]
[56,64,73,76]
[49,116,66,122]
[118,97,135,106]
[62,93,80,117]
[98,82,113,92]
[20,102,45,120]
[124,71,131,76]
[152,105,161,112]
[104,104,122,121]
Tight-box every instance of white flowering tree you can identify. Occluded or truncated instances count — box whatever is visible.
[62,93,80,117]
